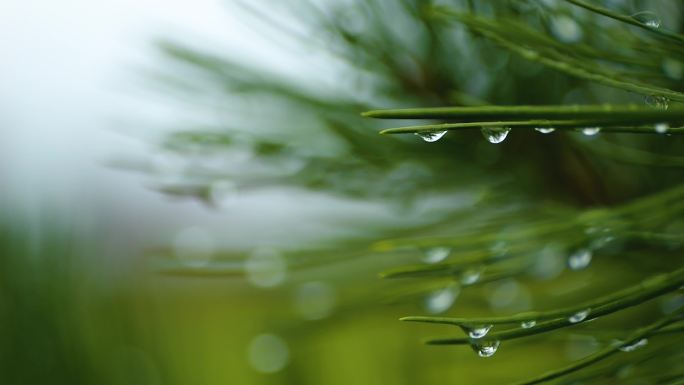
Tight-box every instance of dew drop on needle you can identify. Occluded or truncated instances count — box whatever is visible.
[416,131,447,142]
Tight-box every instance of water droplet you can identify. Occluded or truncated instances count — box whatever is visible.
[460,267,483,285]
[416,131,447,142]
[584,226,599,235]
[631,11,661,28]
[487,279,531,312]
[422,247,450,264]
[655,123,670,134]
[292,281,336,321]
[645,95,670,110]
[618,338,648,352]
[245,248,287,288]
[568,249,592,270]
[521,320,537,329]
[470,340,500,358]
[534,127,556,134]
[489,240,509,257]
[424,284,460,314]
[532,244,566,279]
[568,309,590,323]
[581,127,601,136]
[565,334,599,359]
[481,126,511,144]
[461,324,493,339]
[590,235,615,250]
[247,334,290,373]
[550,15,583,43]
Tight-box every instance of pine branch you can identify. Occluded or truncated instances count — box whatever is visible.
[402,266,684,344]
[508,305,684,385]
[563,0,684,45]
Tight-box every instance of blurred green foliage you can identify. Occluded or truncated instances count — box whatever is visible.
[4,0,684,384]
[142,0,684,383]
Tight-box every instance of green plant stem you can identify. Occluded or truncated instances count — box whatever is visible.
[363,104,684,120]
[427,8,684,102]
[563,0,684,45]
[404,267,684,343]
[507,305,684,385]
[377,121,684,135]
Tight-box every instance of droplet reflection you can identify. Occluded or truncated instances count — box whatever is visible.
[568,249,592,270]
[481,126,511,144]
[416,131,447,142]
[568,309,591,323]
[470,340,500,358]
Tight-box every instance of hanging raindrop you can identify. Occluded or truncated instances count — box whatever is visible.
[568,309,590,323]
[534,127,556,134]
[618,338,648,352]
[521,320,537,329]
[581,127,601,136]
[423,247,450,264]
[416,131,447,142]
[654,123,670,134]
[481,126,511,144]
[470,340,500,358]
[645,95,670,110]
[568,249,592,270]
[461,267,483,285]
[461,324,493,339]
[631,11,661,28]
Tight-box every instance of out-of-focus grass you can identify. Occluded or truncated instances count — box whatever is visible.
[2,211,681,385]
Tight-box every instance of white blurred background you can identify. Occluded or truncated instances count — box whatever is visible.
[0,0,420,263]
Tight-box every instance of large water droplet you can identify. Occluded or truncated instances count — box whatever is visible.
[645,95,670,110]
[481,126,511,144]
[424,284,460,314]
[470,340,500,358]
[423,247,450,264]
[565,334,600,359]
[460,267,483,285]
[462,324,493,339]
[247,334,290,373]
[631,11,661,28]
[568,249,592,270]
[654,123,670,134]
[416,131,447,142]
[618,338,648,352]
[581,127,601,136]
[521,320,537,329]
[534,127,556,134]
[568,309,590,323]
[532,244,566,279]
